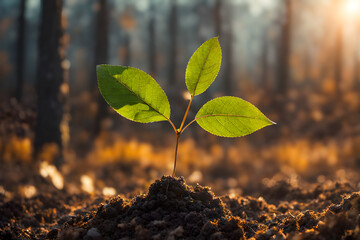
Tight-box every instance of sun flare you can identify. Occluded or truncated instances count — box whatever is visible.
[344,0,360,16]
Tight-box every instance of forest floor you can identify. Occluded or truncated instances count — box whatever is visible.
[0,173,359,239]
[1,90,360,239]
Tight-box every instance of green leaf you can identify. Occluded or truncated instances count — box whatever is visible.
[97,64,171,123]
[185,37,222,96]
[195,96,275,137]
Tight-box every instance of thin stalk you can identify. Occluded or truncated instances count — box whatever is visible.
[172,132,180,177]
[167,118,178,134]
[181,118,196,133]
[171,94,194,177]
[179,95,194,132]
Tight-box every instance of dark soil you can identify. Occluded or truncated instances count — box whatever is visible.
[1,176,359,240]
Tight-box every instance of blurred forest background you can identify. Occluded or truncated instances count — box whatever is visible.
[1,0,360,198]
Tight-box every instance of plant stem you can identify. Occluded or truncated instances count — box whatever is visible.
[181,118,196,133]
[179,95,194,132]
[167,119,178,134]
[172,132,180,177]
[171,94,195,177]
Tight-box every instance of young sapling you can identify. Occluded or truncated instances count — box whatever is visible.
[97,37,275,177]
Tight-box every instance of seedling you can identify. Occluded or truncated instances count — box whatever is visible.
[97,37,275,177]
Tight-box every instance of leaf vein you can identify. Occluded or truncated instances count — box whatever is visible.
[104,68,169,122]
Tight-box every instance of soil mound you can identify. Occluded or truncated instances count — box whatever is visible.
[59,176,246,240]
[1,176,360,239]
[58,177,360,240]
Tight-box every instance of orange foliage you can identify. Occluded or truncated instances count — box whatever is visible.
[37,143,59,163]
[276,139,338,173]
[3,136,32,163]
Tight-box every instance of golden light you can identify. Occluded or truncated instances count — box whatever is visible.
[344,0,360,16]
[102,187,116,196]
[81,174,94,194]
[40,161,64,189]
[23,185,37,198]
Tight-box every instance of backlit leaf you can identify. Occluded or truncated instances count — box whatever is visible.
[185,37,221,96]
[97,64,170,123]
[195,96,275,137]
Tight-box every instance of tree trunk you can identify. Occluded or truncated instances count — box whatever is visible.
[261,33,269,90]
[223,1,233,95]
[196,0,206,43]
[124,33,131,66]
[148,3,156,78]
[214,0,233,95]
[168,0,177,85]
[354,55,360,90]
[34,0,67,168]
[15,0,26,101]
[93,0,109,137]
[196,0,212,102]
[223,34,233,95]
[334,23,343,96]
[93,0,108,87]
[276,0,292,95]
[214,0,221,36]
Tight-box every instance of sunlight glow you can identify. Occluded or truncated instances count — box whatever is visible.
[188,171,202,183]
[102,187,116,196]
[23,185,37,198]
[344,0,360,16]
[81,175,94,194]
[40,161,64,189]
[182,91,191,101]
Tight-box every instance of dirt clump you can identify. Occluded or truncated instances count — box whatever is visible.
[1,176,360,239]
[59,176,246,240]
[0,191,103,240]
[226,181,360,239]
